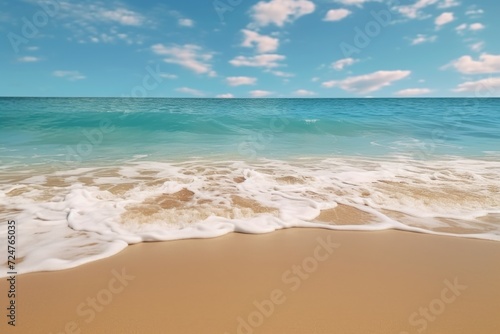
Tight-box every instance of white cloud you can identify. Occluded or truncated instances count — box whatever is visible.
[216,93,235,98]
[438,0,460,8]
[322,70,411,94]
[52,70,86,81]
[268,70,294,77]
[323,9,351,22]
[469,23,485,31]
[17,56,40,62]
[151,44,216,76]
[435,12,454,27]
[26,46,39,51]
[176,87,205,96]
[453,77,500,94]
[469,41,484,52]
[159,73,178,79]
[293,89,316,96]
[230,54,285,68]
[447,54,500,74]
[465,8,484,17]
[411,34,437,45]
[311,77,320,82]
[455,23,467,33]
[456,23,485,33]
[178,18,194,27]
[241,29,279,53]
[52,2,148,45]
[226,76,257,86]
[250,0,315,27]
[393,0,438,19]
[250,90,273,97]
[99,8,144,26]
[331,57,358,70]
[395,88,432,96]
[334,0,378,6]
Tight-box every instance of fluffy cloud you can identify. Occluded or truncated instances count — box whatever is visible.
[394,88,432,96]
[216,93,235,98]
[268,70,294,77]
[178,18,194,27]
[151,44,216,76]
[226,76,257,86]
[456,23,485,33]
[438,0,460,8]
[99,8,144,26]
[334,0,378,6]
[393,0,438,19]
[250,90,273,97]
[331,57,358,70]
[322,70,411,94]
[52,70,86,81]
[250,0,315,27]
[435,12,454,27]
[447,54,500,74]
[455,23,467,32]
[57,2,145,26]
[465,8,484,17]
[469,23,485,31]
[241,30,279,53]
[46,1,147,44]
[230,54,285,68]
[469,41,484,52]
[453,77,500,94]
[411,34,437,45]
[176,87,205,96]
[17,56,40,62]
[323,9,351,22]
[293,89,316,96]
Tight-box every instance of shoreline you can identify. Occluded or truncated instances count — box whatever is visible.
[1,228,500,333]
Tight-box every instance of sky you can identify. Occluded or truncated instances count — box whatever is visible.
[1,0,500,98]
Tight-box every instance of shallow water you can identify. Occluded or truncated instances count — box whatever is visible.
[1,98,499,276]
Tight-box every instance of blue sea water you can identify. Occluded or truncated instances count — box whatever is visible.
[1,97,499,167]
[1,97,500,276]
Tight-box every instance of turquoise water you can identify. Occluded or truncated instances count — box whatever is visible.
[1,98,500,276]
[1,98,499,167]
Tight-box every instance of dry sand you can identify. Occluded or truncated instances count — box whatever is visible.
[1,229,500,334]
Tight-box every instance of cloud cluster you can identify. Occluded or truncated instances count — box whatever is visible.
[448,54,500,74]
[323,70,411,93]
[152,44,216,76]
[230,54,286,68]
[250,0,315,27]
[52,70,86,81]
[226,76,257,86]
[241,29,279,53]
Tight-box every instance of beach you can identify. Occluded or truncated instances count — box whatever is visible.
[1,228,499,334]
[1,98,500,333]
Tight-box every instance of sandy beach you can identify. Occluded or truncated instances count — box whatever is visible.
[1,228,499,334]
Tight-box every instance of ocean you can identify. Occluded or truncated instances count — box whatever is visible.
[1,97,499,275]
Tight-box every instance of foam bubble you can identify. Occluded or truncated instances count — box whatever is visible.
[1,156,500,277]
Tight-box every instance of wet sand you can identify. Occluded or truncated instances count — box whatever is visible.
[1,229,500,334]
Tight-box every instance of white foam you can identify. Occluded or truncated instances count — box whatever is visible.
[1,156,499,277]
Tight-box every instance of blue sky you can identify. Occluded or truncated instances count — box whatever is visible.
[1,0,500,97]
